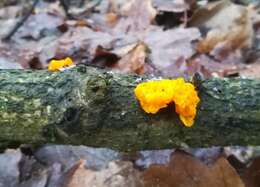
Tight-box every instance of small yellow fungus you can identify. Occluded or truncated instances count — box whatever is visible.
[134,78,200,127]
[48,57,75,71]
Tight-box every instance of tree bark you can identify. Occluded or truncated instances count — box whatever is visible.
[0,66,260,151]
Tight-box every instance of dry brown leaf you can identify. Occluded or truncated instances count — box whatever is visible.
[239,61,260,78]
[15,12,64,40]
[0,39,46,69]
[143,150,245,187]
[152,0,197,28]
[0,149,22,187]
[143,27,201,77]
[62,160,143,187]
[187,54,245,78]
[211,157,245,187]
[0,5,22,19]
[113,43,147,74]
[189,0,229,27]
[243,156,260,187]
[105,12,119,27]
[56,27,117,61]
[62,160,97,187]
[53,24,201,78]
[195,1,254,56]
[153,0,193,13]
[113,0,157,33]
[197,23,252,55]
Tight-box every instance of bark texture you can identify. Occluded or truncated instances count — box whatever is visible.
[0,66,260,151]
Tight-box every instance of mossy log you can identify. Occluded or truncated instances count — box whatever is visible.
[1,66,260,151]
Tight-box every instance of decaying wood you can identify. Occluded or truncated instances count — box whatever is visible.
[0,66,260,151]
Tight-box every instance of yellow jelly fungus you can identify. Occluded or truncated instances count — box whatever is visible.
[48,57,74,71]
[134,78,200,127]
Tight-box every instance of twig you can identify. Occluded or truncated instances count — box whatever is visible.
[2,0,40,41]
[59,0,71,17]
[72,0,102,18]
[2,0,72,41]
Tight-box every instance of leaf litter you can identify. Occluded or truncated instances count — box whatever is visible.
[1,0,260,186]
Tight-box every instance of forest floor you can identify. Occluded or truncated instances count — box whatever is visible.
[1,0,260,186]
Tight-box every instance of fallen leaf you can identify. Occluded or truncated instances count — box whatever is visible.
[92,45,120,68]
[193,1,254,58]
[105,12,119,27]
[55,26,142,66]
[113,42,147,74]
[143,150,245,187]
[224,146,254,164]
[136,149,174,169]
[113,0,157,33]
[187,54,245,78]
[61,160,143,187]
[0,57,23,69]
[56,27,117,61]
[144,26,201,77]
[152,0,196,28]
[15,12,64,40]
[243,156,260,187]
[0,35,58,69]
[34,145,121,171]
[188,0,229,27]
[0,5,22,19]
[189,147,222,165]
[211,157,245,187]
[239,61,260,78]
[67,0,102,18]
[19,166,48,187]
[153,0,192,13]
[0,149,22,187]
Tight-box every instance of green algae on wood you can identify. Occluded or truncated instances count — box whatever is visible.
[1,66,260,151]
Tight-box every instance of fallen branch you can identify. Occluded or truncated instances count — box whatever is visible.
[2,0,74,41]
[0,66,260,151]
[2,0,40,41]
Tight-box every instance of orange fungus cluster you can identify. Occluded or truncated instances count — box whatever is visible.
[134,78,200,127]
[48,57,75,71]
